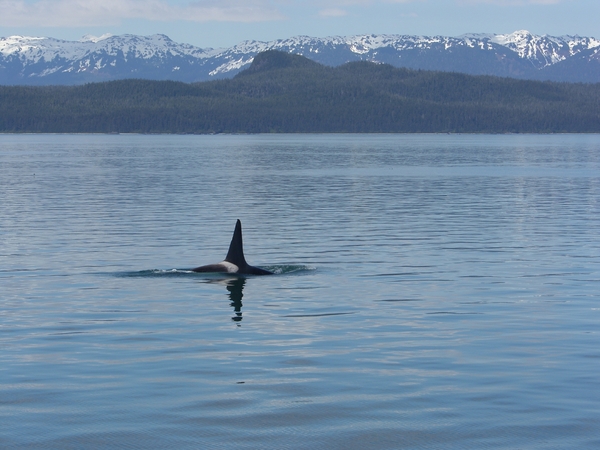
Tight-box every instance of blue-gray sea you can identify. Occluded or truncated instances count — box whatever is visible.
[1,134,599,449]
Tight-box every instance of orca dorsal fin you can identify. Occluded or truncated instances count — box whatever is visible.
[224,220,248,267]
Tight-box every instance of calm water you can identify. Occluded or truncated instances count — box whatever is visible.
[1,134,599,449]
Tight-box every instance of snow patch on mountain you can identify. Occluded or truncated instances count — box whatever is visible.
[0,34,214,63]
[80,34,113,43]
[489,30,600,68]
[209,57,254,76]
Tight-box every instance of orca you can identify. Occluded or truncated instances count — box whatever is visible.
[192,220,273,275]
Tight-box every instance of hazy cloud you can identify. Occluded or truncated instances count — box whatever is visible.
[0,0,285,27]
[458,0,562,4]
[315,0,419,4]
[318,8,349,17]
[0,0,576,32]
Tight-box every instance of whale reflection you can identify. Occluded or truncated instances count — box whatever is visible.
[204,277,247,324]
[226,277,246,323]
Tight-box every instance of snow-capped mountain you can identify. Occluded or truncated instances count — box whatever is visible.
[0,34,220,84]
[1,30,599,85]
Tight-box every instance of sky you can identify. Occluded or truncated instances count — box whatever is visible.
[0,0,599,49]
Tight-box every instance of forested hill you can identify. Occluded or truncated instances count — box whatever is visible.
[1,50,600,133]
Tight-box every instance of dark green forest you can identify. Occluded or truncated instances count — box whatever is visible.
[1,50,600,133]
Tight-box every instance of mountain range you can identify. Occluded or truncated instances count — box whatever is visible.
[3,50,599,134]
[1,30,600,85]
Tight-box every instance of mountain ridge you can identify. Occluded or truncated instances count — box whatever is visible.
[2,50,600,134]
[1,30,600,85]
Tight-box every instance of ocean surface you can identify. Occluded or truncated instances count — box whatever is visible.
[1,134,599,449]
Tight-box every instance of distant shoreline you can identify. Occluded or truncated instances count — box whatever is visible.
[2,51,600,134]
[3,132,600,136]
